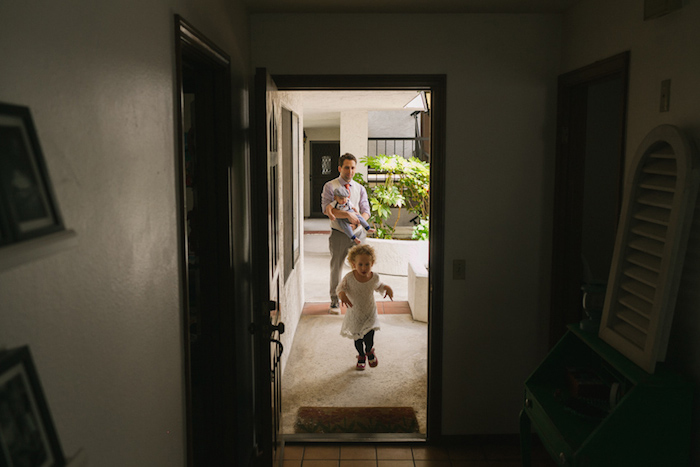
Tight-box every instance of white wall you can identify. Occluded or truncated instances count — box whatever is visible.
[563,0,700,460]
[0,0,249,465]
[368,110,415,138]
[341,111,369,176]
[277,91,305,374]
[251,13,562,434]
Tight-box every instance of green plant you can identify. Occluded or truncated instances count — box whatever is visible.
[353,154,430,240]
[412,218,429,241]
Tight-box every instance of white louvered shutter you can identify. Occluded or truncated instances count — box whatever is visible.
[599,125,700,373]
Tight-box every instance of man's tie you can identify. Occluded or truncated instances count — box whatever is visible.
[345,183,350,193]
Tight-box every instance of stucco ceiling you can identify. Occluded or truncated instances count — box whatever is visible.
[299,91,426,128]
[242,0,579,14]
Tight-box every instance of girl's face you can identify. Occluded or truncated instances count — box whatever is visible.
[352,254,373,278]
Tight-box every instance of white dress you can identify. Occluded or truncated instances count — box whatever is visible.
[337,271,385,340]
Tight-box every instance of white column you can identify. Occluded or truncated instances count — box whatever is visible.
[340,110,369,177]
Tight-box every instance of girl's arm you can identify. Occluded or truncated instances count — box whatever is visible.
[381,285,394,301]
[338,291,353,308]
[375,279,394,301]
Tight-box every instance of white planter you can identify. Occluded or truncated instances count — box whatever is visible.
[365,237,428,277]
[408,259,429,323]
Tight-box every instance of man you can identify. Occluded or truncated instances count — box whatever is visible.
[321,153,371,314]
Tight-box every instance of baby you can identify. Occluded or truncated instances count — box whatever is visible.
[325,186,375,244]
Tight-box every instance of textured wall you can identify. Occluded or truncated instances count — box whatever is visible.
[0,0,250,465]
[277,91,306,375]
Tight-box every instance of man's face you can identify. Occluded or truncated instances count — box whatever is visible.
[339,159,356,182]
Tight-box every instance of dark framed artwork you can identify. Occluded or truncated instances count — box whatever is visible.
[0,103,64,245]
[0,346,65,467]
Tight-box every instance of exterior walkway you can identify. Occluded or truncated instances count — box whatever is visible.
[304,218,408,304]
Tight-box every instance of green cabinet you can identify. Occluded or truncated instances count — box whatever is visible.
[520,325,692,466]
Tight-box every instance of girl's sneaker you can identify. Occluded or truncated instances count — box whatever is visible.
[367,348,378,368]
[356,356,366,370]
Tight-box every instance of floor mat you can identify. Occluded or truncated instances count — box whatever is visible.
[294,406,420,433]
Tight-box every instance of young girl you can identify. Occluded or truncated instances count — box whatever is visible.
[337,244,394,370]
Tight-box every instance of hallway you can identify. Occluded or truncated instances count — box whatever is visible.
[280,219,425,435]
[281,302,427,434]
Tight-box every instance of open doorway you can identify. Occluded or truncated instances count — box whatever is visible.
[549,52,629,346]
[272,76,446,442]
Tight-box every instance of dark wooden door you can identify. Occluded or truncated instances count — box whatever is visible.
[251,67,285,467]
[310,141,340,218]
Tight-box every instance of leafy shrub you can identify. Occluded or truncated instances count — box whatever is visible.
[353,154,429,240]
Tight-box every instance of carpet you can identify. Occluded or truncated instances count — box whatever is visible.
[281,314,427,434]
[294,406,420,433]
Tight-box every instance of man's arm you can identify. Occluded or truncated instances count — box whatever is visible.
[331,206,360,223]
[324,203,336,220]
[321,183,335,218]
[357,186,371,221]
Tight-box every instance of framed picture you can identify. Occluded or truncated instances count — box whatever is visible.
[0,103,64,245]
[0,346,65,467]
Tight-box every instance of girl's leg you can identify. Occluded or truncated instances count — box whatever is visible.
[363,330,375,353]
[354,339,366,370]
[354,339,365,359]
[364,330,378,367]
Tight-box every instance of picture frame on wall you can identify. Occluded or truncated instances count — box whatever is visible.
[0,346,65,467]
[0,103,64,245]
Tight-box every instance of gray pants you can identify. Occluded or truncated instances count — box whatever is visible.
[329,228,367,305]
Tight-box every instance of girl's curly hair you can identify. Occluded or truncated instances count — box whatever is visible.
[347,244,376,265]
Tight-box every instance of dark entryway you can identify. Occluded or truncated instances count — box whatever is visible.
[549,52,630,345]
[309,141,340,218]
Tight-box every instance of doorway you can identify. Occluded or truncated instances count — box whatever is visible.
[549,52,630,345]
[274,75,446,442]
[309,141,341,218]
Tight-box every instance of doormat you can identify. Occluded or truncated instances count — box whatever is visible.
[294,406,419,433]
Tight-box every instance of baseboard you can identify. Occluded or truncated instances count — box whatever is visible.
[432,433,526,446]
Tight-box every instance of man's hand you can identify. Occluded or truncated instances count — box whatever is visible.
[345,211,360,225]
[324,204,336,221]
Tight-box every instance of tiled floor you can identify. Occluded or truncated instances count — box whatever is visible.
[301,301,412,315]
[282,442,558,467]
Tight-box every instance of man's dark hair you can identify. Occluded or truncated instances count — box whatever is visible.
[339,153,357,167]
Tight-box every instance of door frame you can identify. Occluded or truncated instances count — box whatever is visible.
[549,52,630,346]
[174,15,247,466]
[273,74,446,440]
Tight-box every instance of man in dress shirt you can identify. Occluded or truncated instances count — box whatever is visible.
[320,153,371,314]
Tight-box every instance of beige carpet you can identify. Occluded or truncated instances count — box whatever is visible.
[281,313,428,434]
